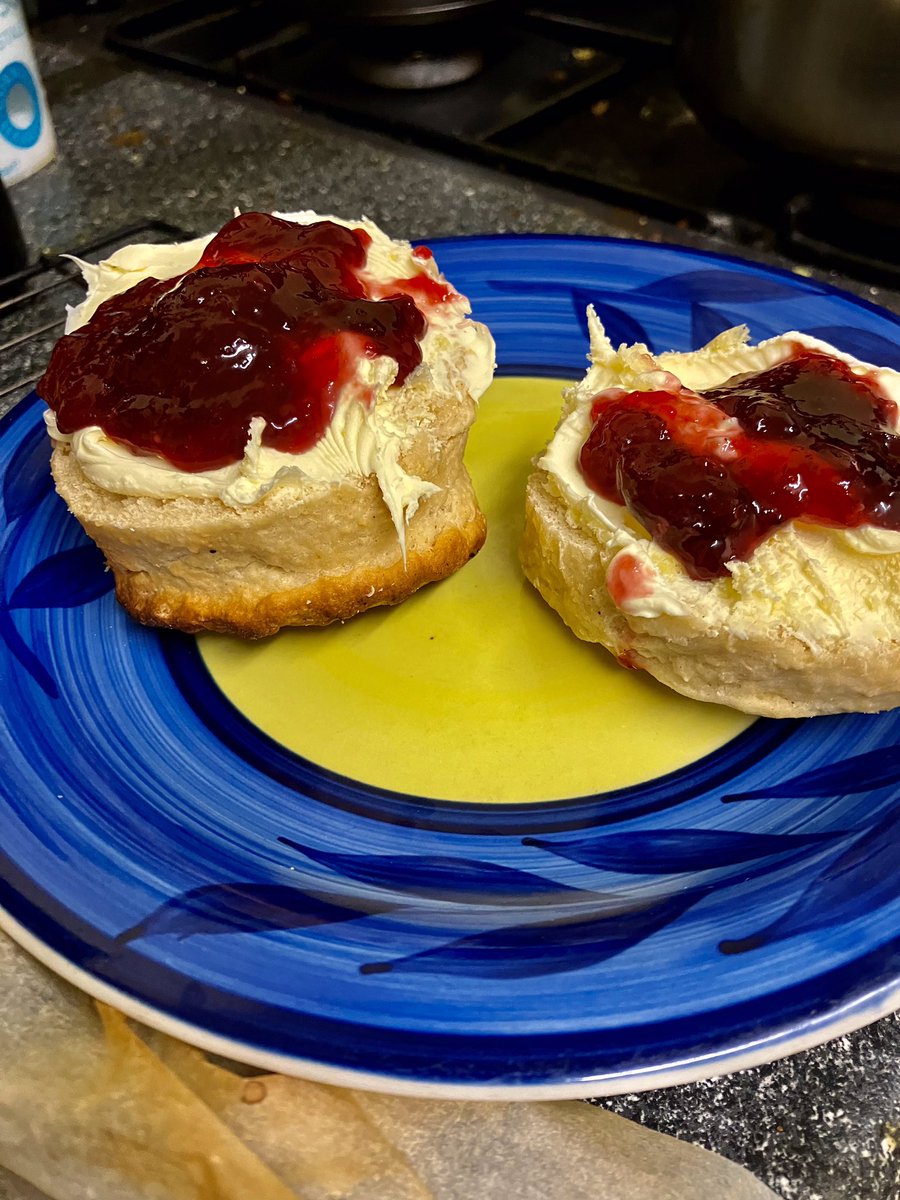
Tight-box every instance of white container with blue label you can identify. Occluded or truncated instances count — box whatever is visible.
[0,0,55,185]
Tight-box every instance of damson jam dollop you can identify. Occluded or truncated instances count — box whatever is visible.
[579,347,900,580]
[39,212,434,472]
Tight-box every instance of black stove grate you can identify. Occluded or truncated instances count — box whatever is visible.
[105,1,900,287]
[0,221,192,419]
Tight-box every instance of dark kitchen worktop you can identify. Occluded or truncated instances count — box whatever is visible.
[5,14,900,1200]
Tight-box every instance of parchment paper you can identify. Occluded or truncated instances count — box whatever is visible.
[0,931,776,1200]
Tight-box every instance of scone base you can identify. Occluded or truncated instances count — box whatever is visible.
[51,441,485,640]
[115,514,485,638]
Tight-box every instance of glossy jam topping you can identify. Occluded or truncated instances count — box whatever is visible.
[579,347,900,580]
[381,270,455,309]
[39,213,435,472]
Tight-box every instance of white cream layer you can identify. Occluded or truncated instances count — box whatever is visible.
[541,310,900,637]
[46,210,496,553]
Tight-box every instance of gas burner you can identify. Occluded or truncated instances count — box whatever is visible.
[307,0,507,89]
[343,44,484,89]
[329,20,488,89]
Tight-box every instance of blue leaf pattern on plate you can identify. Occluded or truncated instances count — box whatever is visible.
[485,280,652,350]
[360,888,706,978]
[278,837,607,905]
[802,326,900,371]
[0,424,114,692]
[1,420,51,524]
[724,747,900,802]
[8,544,113,610]
[523,828,844,874]
[573,293,651,349]
[113,883,401,946]
[691,304,738,349]
[719,806,900,953]
[0,607,58,698]
[633,269,809,304]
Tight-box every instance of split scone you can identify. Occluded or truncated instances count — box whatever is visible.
[39,211,495,637]
[521,311,900,717]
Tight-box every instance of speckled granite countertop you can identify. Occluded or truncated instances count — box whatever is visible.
[4,15,900,1200]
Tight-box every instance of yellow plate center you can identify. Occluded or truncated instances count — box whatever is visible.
[200,377,752,803]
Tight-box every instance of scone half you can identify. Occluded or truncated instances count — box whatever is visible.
[521,312,900,718]
[40,211,495,638]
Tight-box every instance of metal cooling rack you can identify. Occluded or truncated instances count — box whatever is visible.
[0,220,191,420]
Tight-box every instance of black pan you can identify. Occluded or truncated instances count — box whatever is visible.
[676,0,900,183]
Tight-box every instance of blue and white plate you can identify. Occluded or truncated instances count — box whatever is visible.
[1,235,899,1098]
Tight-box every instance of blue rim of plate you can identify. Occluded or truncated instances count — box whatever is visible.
[1,233,900,1098]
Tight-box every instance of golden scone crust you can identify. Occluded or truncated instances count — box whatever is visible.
[52,419,485,639]
[521,467,900,718]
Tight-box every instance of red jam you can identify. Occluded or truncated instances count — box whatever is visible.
[380,271,456,308]
[607,551,654,608]
[579,347,900,580]
[39,212,440,472]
